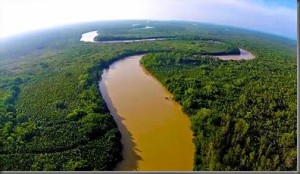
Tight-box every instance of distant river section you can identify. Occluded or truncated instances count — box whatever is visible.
[80,30,255,171]
[80,31,195,171]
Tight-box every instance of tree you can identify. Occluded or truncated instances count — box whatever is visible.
[64,159,90,170]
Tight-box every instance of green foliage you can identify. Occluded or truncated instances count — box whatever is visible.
[16,113,29,123]
[64,159,90,171]
[141,32,296,171]
[0,20,296,171]
[66,109,87,120]
[55,100,67,110]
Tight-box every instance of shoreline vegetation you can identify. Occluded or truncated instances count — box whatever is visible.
[214,48,255,60]
[82,31,254,60]
[0,20,296,171]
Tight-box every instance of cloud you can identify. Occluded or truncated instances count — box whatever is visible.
[0,0,296,39]
[141,0,296,39]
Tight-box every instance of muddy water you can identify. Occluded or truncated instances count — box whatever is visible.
[215,48,255,60]
[99,55,195,171]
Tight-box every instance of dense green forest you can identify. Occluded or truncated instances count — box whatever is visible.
[141,35,297,170]
[0,20,297,170]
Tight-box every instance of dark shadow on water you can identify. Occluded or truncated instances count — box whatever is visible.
[99,69,142,171]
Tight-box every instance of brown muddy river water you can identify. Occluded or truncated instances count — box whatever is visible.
[99,55,195,171]
[214,48,255,60]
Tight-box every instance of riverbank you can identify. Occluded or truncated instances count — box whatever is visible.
[80,30,256,171]
[214,48,255,60]
[99,55,195,170]
[80,31,255,61]
[80,31,167,44]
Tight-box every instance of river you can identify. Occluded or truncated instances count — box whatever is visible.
[80,31,254,61]
[79,30,166,43]
[214,48,255,60]
[99,55,195,171]
[80,30,254,171]
[80,31,98,42]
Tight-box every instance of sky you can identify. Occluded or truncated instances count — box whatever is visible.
[0,0,297,39]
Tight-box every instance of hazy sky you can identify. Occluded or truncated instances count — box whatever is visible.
[0,0,297,39]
